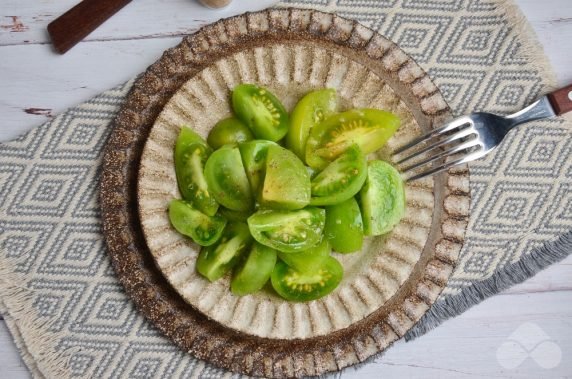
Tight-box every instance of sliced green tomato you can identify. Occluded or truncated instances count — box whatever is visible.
[278,239,330,274]
[305,109,400,170]
[309,145,367,206]
[261,145,310,210]
[247,207,326,253]
[232,84,289,141]
[218,207,250,222]
[204,145,254,212]
[196,222,253,282]
[271,256,343,302]
[175,126,207,165]
[231,242,277,296]
[207,117,254,150]
[325,198,363,253]
[168,199,226,246]
[359,160,406,236]
[175,142,219,216]
[286,88,337,162]
[238,140,277,195]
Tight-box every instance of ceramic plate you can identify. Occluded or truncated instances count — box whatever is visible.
[101,8,470,377]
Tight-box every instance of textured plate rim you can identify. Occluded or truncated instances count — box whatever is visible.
[100,8,470,378]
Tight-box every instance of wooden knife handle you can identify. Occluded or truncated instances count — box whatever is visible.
[547,84,572,116]
[48,0,132,54]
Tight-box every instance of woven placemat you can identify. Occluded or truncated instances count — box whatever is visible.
[1,0,570,378]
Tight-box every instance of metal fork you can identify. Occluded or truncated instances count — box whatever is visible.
[393,84,572,181]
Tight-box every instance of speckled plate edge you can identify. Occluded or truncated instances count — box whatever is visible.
[100,8,470,378]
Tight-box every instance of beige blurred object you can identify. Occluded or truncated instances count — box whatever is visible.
[198,0,232,9]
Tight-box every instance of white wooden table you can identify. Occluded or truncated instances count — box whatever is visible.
[1,1,571,377]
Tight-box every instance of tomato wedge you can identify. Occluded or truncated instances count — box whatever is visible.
[359,160,406,236]
[247,207,326,253]
[324,197,364,253]
[309,145,367,206]
[207,117,254,150]
[238,140,277,196]
[204,145,254,212]
[196,222,253,282]
[261,145,310,210]
[271,256,343,302]
[175,142,219,216]
[231,242,277,296]
[286,88,337,162]
[175,126,206,165]
[174,127,219,216]
[278,239,330,274]
[305,109,400,170]
[232,84,289,141]
[168,199,226,246]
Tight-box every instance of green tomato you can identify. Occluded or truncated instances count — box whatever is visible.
[168,199,226,246]
[196,222,253,282]
[207,117,254,150]
[305,109,400,170]
[271,256,343,302]
[324,197,364,253]
[359,160,406,236]
[232,84,289,141]
[278,239,330,274]
[247,207,326,253]
[309,145,367,206]
[286,88,337,162]
[261,145,310,210]
[204,145,254,212]
[175,126,207,165]
[238,140,278,195]
[175,142,219,216]
[231,242,277,296]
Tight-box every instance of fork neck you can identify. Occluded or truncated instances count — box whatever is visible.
[504,96,556,130]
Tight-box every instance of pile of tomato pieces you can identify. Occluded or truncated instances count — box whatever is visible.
[168,84,406,302]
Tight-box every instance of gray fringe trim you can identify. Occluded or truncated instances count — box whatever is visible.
[405,229,572,341]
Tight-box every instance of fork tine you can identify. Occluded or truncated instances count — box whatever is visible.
[400,139,481,173]
[395,127,476,165]
[393,116,472,156]
[405,148,487,182]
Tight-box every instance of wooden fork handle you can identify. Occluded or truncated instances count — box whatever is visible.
[48,0,132,54]
[547,84,572,116]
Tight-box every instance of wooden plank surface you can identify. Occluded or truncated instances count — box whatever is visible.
[0,0,278,45]
[1,0,571,378]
